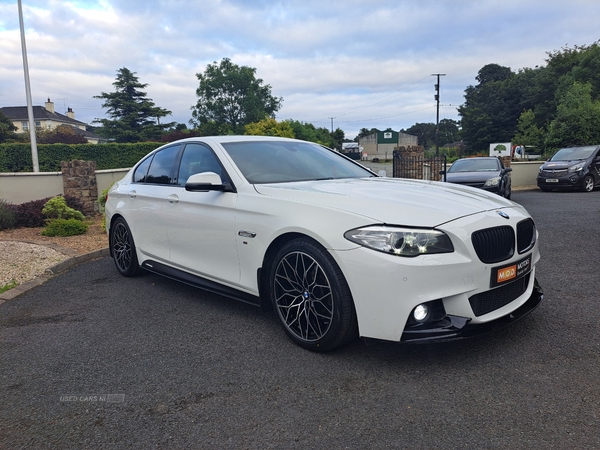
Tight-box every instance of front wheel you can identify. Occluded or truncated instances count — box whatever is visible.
[268,238,358,352]
[110,217,142,277]
[581,175,595,192]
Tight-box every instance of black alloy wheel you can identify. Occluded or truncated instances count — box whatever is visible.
[269,238,358,352]
[110,217,141,277]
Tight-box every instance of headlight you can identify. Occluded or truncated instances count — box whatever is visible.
[484,177,501,187]
[344,226,454,257]
[568,162,585,173]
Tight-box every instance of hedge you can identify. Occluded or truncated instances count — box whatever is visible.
[0,142,162,172]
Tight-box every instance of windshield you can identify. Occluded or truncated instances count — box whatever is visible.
[447,158,500,173]
[221,140,375,184]
[550,146,597,161]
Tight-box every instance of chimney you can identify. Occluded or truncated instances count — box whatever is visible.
[66,107,75,119]
[45,98,54,113]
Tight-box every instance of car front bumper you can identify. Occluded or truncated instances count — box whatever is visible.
[400,278,543,342]
[537,172,584,189]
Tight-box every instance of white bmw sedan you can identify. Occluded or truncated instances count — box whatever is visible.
[105,136,543,351]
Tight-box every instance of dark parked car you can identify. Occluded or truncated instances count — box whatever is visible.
[442,157,512,199]
[537,145,600,192]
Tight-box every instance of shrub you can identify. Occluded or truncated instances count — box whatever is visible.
[98,184,114,231]
[13,197,52,227]
[0,199,18,230]
[41,218,88,237]
[97,185,112,213]
[42,196,85,221]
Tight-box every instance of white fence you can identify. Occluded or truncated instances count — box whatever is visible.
[0,168,129,205]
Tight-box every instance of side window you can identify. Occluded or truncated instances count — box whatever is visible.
[177,143,224,186]
[145,145,181,185]
[133,155,153,183]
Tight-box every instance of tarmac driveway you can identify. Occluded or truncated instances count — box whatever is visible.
[1,190,599,449]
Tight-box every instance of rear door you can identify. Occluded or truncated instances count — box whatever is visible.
[126,144,181,263]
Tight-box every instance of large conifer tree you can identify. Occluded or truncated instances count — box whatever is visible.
[94,68,173,142]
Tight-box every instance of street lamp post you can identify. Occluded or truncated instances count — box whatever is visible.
[18,0,39,172]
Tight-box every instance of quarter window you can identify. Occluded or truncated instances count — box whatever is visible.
[133,155,153,183]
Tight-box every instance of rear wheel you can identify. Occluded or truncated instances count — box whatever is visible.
[581,175,595,192]
[268,238,358,352]
[110,217,141,277]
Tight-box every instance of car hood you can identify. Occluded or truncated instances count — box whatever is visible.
[253,177,514,227]
[445,171,500,183]
[541,160,582,170]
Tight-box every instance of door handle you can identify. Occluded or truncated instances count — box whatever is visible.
[128,190,136,199]
[166,194,179,204]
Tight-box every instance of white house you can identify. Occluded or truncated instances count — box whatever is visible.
[0,98,105,144]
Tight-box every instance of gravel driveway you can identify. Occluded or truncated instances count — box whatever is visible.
[0,190,598,449]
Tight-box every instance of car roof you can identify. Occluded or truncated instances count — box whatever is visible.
[172,135,302,145]
[455,157,498,161]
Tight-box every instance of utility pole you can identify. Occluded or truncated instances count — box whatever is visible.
[431,73,445,156]
[329,117,335,133]
[18,0,39,172]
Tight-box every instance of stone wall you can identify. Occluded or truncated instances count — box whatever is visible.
[61,160,98,215]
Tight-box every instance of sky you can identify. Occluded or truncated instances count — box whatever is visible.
[1,0,599,140]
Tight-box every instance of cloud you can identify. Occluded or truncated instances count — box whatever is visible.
[1,0,599,139]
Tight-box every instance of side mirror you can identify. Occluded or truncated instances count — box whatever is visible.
[505,167,513,173]
[185,172,235,192]
[439,170,446,175]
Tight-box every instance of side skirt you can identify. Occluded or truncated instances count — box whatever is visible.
[141,260,261,307]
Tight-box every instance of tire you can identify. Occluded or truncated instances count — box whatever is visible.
[268,238,358,352]
[110,217,142,277]
[581,175,595,192]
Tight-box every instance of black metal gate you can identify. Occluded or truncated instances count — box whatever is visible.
[392,151,447,181]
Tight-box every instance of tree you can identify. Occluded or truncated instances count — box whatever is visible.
[285,120,339,147]
[459,64,521,153]
[330,128,345,150]
[94,68,174,142]
[512,109,545,152]
[355,128,380,141]
[545,81,600,150]
[0,111,17,143]
[475,63,513,85]
[403,123,436,148]
[191,58,282,134]
[402,120,461,149]
[36,125,87,144]
[458,43,600,154]
[244,118,294,138]
[438,119,462,146]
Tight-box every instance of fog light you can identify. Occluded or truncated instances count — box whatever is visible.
[413,304,429,322]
